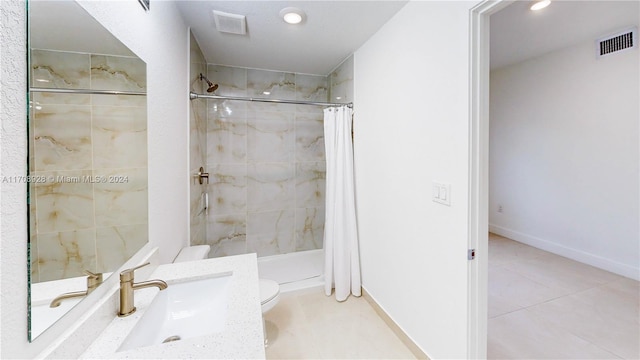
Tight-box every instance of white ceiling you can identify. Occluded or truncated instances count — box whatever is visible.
[176,1,408,75]
[30,0,136,57]
[491,1,639,70]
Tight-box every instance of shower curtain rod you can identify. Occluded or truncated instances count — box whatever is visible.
[189,91,353,108]
[30,88,147,96]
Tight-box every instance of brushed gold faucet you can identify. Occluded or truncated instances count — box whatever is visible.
[49,270,103,308]
[118,262,168,317]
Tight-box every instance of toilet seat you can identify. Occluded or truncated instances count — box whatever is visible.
[259,279,280,312]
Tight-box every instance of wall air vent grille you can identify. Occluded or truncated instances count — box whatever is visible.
[213,10,247,35]
[597,28,637,57]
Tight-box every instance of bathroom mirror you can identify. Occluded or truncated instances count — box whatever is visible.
[28,0,148,341]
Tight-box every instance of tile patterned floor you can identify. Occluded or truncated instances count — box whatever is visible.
[264,288,416,359]
[488,233,640,359]
[264,234,639,359]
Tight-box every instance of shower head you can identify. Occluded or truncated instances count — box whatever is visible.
[199,73,219,93]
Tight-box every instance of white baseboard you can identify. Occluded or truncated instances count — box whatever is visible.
[362,287,430,359]
[489,224,640,281]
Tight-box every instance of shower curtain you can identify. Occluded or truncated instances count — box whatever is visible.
[323,106,361,301]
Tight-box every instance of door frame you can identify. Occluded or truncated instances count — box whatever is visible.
[467,1,513,358]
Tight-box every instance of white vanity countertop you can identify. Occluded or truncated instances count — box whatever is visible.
[79,253,265,359]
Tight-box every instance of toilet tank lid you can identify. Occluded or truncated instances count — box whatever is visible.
[174,245,211,263]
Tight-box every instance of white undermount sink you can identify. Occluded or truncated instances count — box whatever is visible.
[118,272,233,352]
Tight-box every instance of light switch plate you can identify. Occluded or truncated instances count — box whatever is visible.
[432,182,451,206]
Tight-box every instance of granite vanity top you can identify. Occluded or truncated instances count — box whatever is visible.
[79,253,265,359]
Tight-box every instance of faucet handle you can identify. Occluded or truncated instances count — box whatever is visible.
[83,270,103,291]
[83,269,102,279]
[120,262,150,282]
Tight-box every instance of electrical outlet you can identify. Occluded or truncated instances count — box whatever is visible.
[498,204,503,213]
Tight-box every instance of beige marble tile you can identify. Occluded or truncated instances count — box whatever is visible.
[247,111,294,163]
[35,229,97,282]
[295,74,328,102]
[190,97,207,169]
[96,224,148,273]
[206,214,247,258]
[190,188,207,246]
[295,112,325,161]
[190,32,206,69]
[488,289,522,319]
[92,105,147,169]
[329,55,354,103]
[90,55,146,92]
[246,99,297,113]
[489,262,567,308]
[265,289,416,360]
[295,162,325,208]
[295,207,324,251]
[208,164,247,215]
[488,309,620,359]
[527,282,640,359]
[33,92,90,106]
[488,232,555,265]
[264,294,319,359]
[502,252,624,294]
[33,104,92,171]
[247,210,295,256]
[30,234,40,283]
[91,94,146,107]
[247,163,294,213]
[207,100,247,164]
[34,170,94,234]
[247,69,295,101]
[207,64,247,97]
[31,50,90,89]
[93,168,148,227]
[489,235,638,360]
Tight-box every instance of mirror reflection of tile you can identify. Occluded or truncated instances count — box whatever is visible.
[30,49,148,283]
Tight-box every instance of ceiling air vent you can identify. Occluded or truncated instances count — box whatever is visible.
[596,27,637,58]
[213,10,247,35]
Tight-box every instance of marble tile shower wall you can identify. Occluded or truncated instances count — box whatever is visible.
[29,49,147,282]
[200,65,328,258]
[329,55,354,104]
[189,33,208,246]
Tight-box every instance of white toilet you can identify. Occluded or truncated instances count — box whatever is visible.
[174,246,281,346]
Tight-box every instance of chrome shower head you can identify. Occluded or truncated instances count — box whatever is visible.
[199,73,219,93]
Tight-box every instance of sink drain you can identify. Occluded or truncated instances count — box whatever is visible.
[162,335,181,343]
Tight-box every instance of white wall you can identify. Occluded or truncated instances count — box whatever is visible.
[354,1,477,358]
[1,0,190,358]
[489,40,639,279]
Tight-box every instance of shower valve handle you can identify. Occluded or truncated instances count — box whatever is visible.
[198,167,209,185]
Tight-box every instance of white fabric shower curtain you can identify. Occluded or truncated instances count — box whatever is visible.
[323,106,361,301]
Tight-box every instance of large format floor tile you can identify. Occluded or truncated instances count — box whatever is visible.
[264,288,416,359]
[488,233,639,359]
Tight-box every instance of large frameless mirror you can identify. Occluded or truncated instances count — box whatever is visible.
[28,0,148,341]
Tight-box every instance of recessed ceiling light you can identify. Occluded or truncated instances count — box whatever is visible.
[263,91,271,95]
[530,0,551,11]
[279,7,305,25]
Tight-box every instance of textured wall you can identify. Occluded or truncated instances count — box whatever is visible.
[1,0,31,357]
